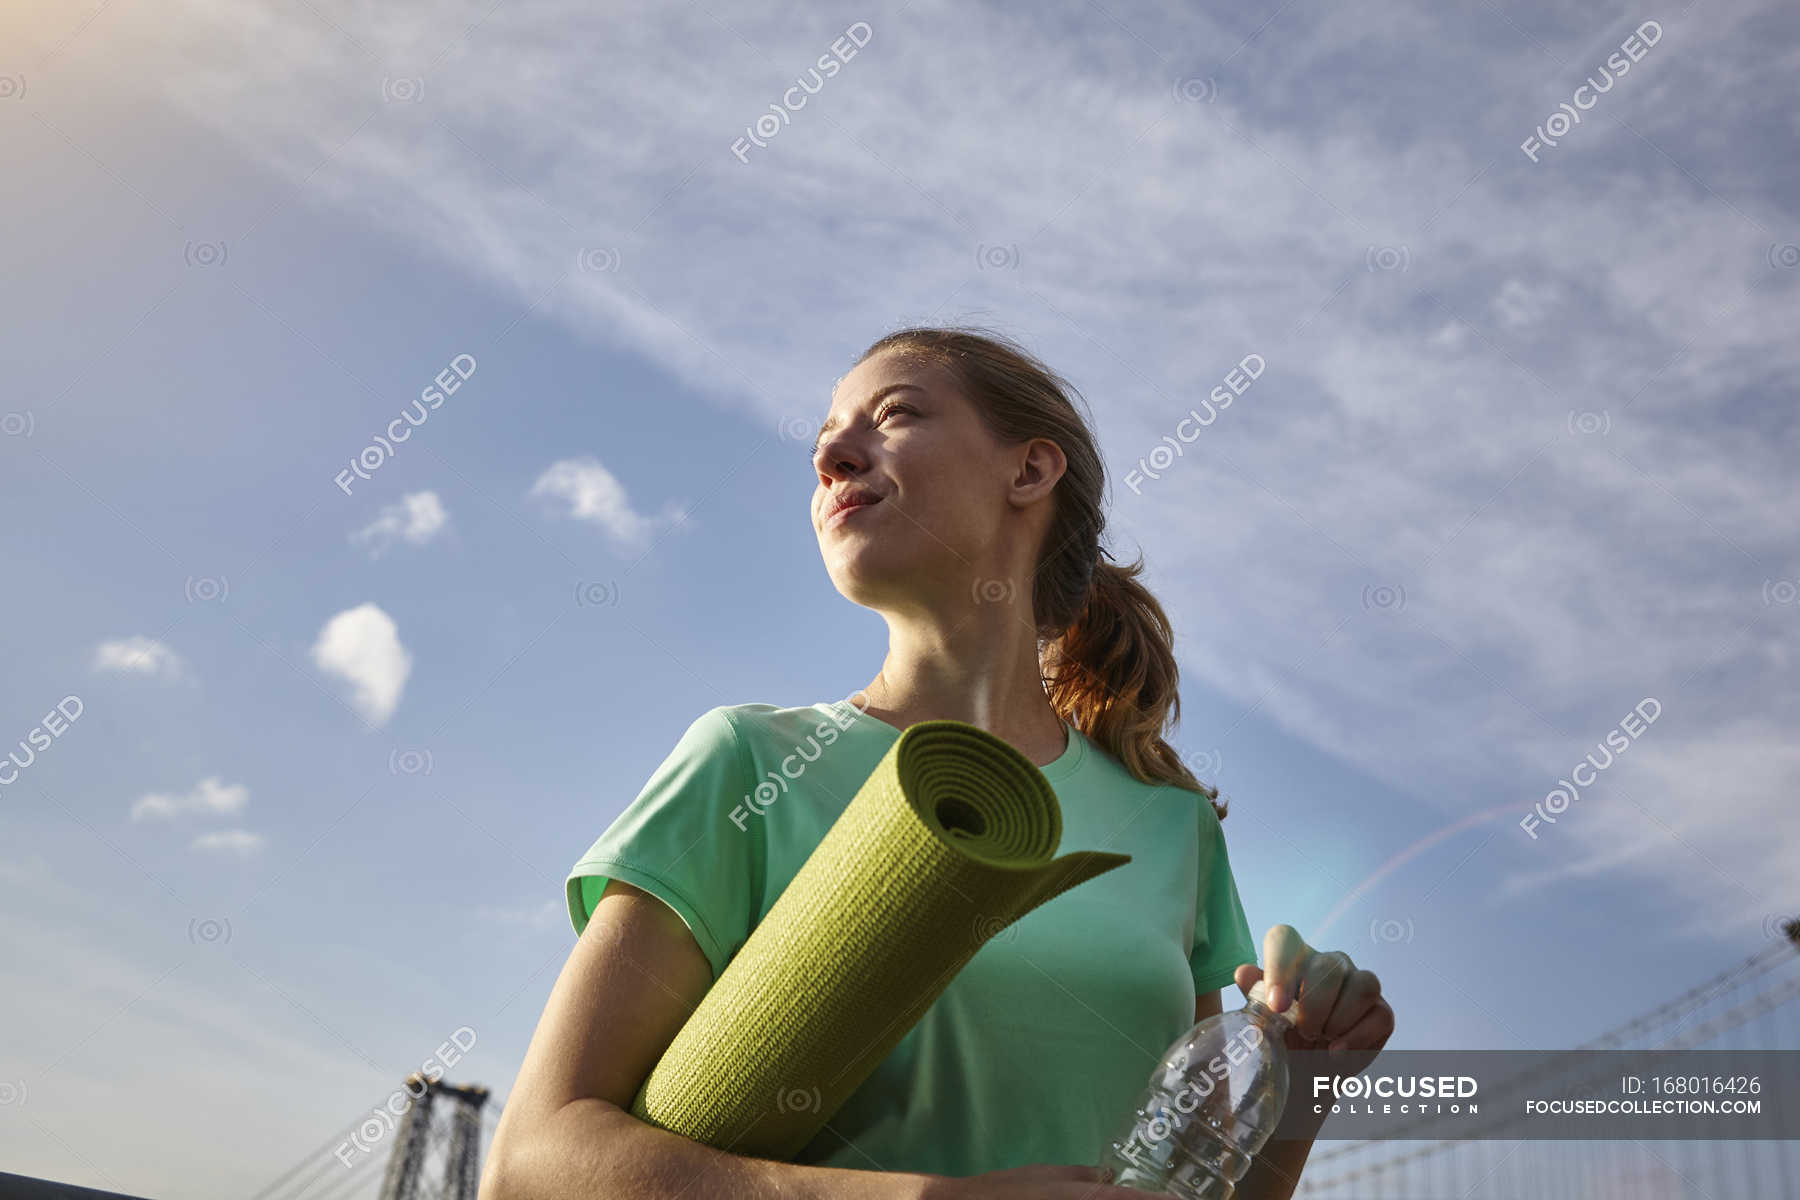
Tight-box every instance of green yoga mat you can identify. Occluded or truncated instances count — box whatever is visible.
[628,716,1133,1160]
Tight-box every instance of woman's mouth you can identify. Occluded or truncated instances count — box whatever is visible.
[826,497,882,527]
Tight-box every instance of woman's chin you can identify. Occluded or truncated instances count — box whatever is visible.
[826,557,919,605]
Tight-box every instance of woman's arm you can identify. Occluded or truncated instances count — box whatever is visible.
[484,878,1158,1200]
[479,879,937,1200]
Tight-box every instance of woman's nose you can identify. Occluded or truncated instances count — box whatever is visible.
[813,433,864,482]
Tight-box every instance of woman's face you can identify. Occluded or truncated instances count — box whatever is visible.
[811,349,1029,615]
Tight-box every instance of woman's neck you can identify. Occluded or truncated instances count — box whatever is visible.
[850,635,1068,767]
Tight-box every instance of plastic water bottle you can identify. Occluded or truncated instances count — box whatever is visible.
[1097,978,1294,1197]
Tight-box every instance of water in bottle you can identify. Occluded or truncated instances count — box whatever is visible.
[1098,977,1294,1198]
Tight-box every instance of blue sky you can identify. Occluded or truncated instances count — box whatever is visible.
[3,1,1796,1196]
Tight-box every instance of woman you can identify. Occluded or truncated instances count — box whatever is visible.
[480,327,1394,1200]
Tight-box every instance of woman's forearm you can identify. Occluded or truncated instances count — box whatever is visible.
[481,1097,938,1200]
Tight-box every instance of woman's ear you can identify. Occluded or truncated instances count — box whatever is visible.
[1010,437,1066,506]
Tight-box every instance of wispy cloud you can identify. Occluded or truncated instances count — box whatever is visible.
[528,456,689,554]
[350,490,449,558]
[1494,716,1800,939]
[309,603,411,728]
[92,636,186,681]
[131,776,248,822]
[191,830,266,855]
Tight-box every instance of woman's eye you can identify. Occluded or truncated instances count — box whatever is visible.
[812,404,911,455]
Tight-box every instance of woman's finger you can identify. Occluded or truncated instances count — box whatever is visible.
[1320,967,1383,1042]
[1290,948,1354,1040]
[1326,997,1396,1053]
[1260,924,1311,1013]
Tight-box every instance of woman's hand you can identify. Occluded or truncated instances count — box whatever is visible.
[1234,924,1394,1059]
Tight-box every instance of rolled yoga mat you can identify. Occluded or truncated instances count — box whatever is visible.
[628,716,1134,1160]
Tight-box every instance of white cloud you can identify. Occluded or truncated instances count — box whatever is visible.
[131,776,249,822]
[1490,278,1562,328]
[1428,320,1468,350]
[349,490,449,558]
[309,602,411,727]
[528,456,688,553]
[191,830,265,855]
[92,636,185,680]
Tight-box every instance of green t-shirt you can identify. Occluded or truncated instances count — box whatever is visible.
[565,700,1258,1178]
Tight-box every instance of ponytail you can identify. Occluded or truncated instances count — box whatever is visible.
[1043,551,1226,819]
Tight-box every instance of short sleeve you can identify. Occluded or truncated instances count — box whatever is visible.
[1189,802,1258,996]
[564,707,762,983]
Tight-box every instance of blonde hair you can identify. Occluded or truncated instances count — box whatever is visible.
[853,325,1228,819]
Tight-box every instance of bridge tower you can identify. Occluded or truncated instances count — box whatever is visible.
[377,1075,490,1200]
